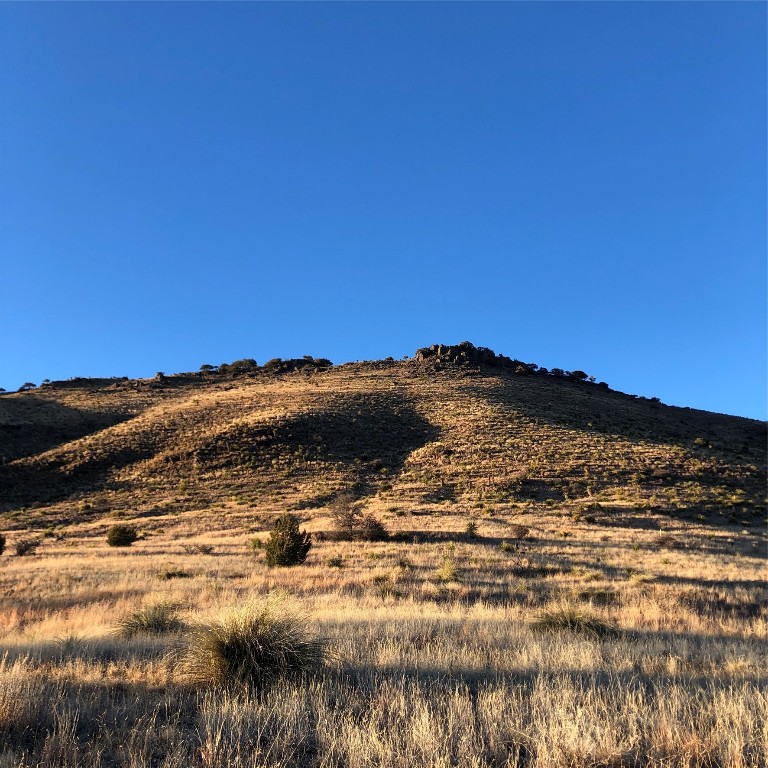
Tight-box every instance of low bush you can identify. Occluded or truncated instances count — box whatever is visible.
[175,595,327,690]
[329,494,388,541]
[507,524,531,541]
[358,514,388,542]
[0,533,5,556]
[160,569,193,580]
[106,525,138,547]
[180,543,215,555]
[435,557,459,583]
[14,539,40,557]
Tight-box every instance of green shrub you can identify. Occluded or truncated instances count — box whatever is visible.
[264,514,312,567]
[116,602,186,638]
[464,520,479,539]
[175,595,326,690]
[530,604,620,639]
[106,525,138,547]
[0,533,5,556]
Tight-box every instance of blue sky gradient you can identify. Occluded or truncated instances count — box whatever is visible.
[1,2,765,418]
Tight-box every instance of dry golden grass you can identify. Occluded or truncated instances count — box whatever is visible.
[0,358,765,765]
[0,503,765,767]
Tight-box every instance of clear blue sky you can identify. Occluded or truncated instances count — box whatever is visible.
[1,2,765,419]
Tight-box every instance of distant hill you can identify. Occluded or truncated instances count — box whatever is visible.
[1,342,764,529]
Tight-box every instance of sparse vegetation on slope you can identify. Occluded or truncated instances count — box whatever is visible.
[0,343,764,766]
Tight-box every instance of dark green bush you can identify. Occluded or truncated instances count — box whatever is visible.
[264,514,312,567]
[0,532,5,556]
[106,525,138,547]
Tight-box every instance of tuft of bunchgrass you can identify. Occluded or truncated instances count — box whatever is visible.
[530,604,621,639]
[174,595,327,690]
[115,601,186,638]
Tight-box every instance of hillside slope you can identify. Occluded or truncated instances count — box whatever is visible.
[0,345,765,530]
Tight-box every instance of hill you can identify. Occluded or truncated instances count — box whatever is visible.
[1,343,766,768]
[1,342,764,531]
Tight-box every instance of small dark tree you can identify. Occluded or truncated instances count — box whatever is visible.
[0,532,5,555]
[107,525,138,547]
[264,514,312,567]
[18,382,37,392]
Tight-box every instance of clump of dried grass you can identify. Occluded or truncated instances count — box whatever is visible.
[115,601,186,638]
[174,595,327,690]
[530,604,621,639]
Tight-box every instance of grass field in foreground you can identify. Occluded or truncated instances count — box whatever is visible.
[0,507,765,768]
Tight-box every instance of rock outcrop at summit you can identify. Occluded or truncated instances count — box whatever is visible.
[415,341,536,373]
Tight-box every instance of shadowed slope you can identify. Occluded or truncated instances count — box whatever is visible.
[0,394,135,462]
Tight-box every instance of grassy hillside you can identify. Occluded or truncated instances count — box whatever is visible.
[1,346,764,533]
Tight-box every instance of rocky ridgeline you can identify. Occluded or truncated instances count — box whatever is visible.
[414,341,608,387]
[415,342,537,374]
[10,343,607,394]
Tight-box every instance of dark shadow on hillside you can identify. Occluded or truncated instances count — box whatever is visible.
[0,391,441,510]
[469,369,766,508]
[0,443,153,510]
[0,394,134,462]
[475,368,767,459]
[193,391,440,496]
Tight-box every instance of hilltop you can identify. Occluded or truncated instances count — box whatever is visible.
[1,342,764,532]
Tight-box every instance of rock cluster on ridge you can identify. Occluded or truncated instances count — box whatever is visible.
[415,341,536,372]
